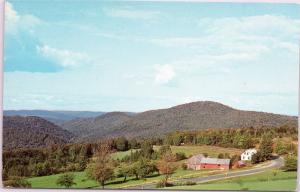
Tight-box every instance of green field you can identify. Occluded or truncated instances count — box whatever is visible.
[111,149,139,160]
[168,170,297,191]
[27,168,214,189]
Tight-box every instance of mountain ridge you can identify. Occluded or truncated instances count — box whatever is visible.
[60,101,297,140]
[3,116,76,149]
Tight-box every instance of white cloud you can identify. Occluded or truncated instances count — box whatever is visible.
[37,45,90,68]
[5,1,41,34]
[5,2,19,24]
[103,8,160,20]
[154,64,176,85]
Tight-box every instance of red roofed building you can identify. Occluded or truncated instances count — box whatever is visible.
[186,154,204,170]
[200,157,230,170]
[187,154,230,170]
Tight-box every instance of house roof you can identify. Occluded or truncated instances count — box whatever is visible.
[200,157,230,165]
[187,154,204,164]
[242,148,257,155]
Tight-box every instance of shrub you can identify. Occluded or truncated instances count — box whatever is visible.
[283,155,297,171]
[181,163,187,170]
[176,152,187,161]
[156,179,165,188]
[3,177,31,188]
[185,181,196,185]
[56,173,76,188]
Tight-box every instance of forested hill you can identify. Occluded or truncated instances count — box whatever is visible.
[3,116,76,149]
[4,110,105,125]
[62,101,297,140]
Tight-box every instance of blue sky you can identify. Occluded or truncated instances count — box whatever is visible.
[3,1,300,115]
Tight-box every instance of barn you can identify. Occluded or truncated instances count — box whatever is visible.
[187,155,230,170]
[186,154,205,170]
[200,157,230,170]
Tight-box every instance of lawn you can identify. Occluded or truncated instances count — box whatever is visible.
[168,170,297,191]
[111,149,139,160]
[27,168,215,189]
[27,172,98,189]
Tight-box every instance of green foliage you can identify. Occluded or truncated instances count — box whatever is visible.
[86,143,115,189]
[275,140,286,155]
[128,139,140,149]
[115,137,129,151]
[159,145,172,155]
[283,155,297,171]
[181,163,187,170]
[56,173,76,188]
[251,151,263,164]
[140,141,154,159]
[259,134,273,161]
[3,177,31,188]
[175,152,187,161]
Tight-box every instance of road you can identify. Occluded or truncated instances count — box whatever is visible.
[128,157,284,189]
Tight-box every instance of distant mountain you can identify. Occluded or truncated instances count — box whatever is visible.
[61,101,297,140]
[3,116,76,149]
[4,110,105,125]
[61,112,134,141]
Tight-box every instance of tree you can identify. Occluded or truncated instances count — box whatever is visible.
[172,134,182,146]
[118,166,131,182]
[259,134,273,161]
[86,142,115,189]
[3,177,31,188]
[175,152,187,161]
[159,145,172,155]
[137,158,157,179]
[129,139,139,149]
[283,155,297,171]
[275,140,286,155]
[140,141,154,159]
[115,137,128,151]
[56,173,76,188]
[157,152,177,187]
[251,151,263,164]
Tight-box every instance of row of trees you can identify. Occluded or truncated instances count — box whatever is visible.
[2,137,144,180]
[162,125,297,149]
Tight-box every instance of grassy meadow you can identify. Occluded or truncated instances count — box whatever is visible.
[168,170,297,191]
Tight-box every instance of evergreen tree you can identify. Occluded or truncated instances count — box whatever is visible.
[259,134,273,161]
[56,173,76,188]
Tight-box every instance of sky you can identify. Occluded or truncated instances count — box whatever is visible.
[3,1,300,115]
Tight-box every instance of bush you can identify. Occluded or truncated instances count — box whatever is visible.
[156,179,165,188]
[56,173,76,188]
[176,152,187,161]
[3,177,31,188]
[181,163,187,170]
[283,155,297,171]
[175,181,197,186]
[185,181,196,185]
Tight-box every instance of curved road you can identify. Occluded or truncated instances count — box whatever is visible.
[128,157,284,189]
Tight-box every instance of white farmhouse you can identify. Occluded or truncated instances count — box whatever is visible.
[241,149,257,161]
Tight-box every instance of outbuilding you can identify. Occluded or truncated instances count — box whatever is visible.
[200,157,230,170]
[241,149,257,161]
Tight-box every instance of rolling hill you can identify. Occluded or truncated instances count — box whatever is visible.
[4,110,105,125]
[3,116,76,149]
[61,112,134,141]
[61,101,297,140]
